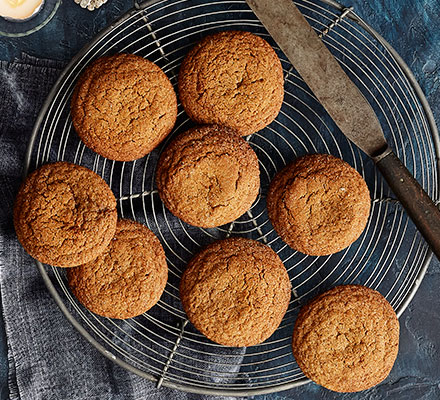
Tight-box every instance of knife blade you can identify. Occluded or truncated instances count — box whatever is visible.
[247,0,440,259]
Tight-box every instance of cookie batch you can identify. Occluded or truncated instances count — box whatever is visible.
[14,31,399,393]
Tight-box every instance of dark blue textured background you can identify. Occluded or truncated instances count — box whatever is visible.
[1,0,440,398]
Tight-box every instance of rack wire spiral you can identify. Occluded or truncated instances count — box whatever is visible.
[24,0,439,396]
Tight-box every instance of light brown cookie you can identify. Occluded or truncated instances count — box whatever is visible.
[67,219,168,319]
[292,285,399,392]
[71,53,177,161]
[180,237,291,346]
[178,31,284,136]
[156,125,260,228]
[14,161,117,267]
[267,154,371,255]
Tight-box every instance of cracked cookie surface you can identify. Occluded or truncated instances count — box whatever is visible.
[156,125,260,228]
[67,219,168,319]
[178,31,284,136]
[267,154,371,255]
[180,237,291,346]
[292,285,399,392]
[71,53,177,161]
[14,161,117,267]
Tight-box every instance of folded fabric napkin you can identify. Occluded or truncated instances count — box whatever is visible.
[0,55,240,400]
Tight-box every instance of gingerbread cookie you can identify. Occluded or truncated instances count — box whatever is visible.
[267,154,370,255]
[14,161,117,267]
[67,219,168,319]
[71,53,177,161]
[292,285,399,392]
[180,237,291,346]
[178,31,284,135]
[156,125,260,228]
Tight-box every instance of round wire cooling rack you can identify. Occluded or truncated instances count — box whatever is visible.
[24,0,440,396]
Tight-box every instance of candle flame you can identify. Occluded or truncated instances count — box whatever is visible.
[6,0,25,7]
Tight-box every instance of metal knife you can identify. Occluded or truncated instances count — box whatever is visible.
[247,0,440,260]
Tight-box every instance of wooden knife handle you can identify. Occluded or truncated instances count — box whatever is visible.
[375,148,440,260]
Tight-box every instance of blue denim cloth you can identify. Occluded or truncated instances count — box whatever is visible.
[0,55,65,400]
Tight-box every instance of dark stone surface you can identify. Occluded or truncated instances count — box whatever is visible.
[1,0,440,398]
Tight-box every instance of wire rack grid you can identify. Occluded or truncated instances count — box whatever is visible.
[23,0,439,396]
